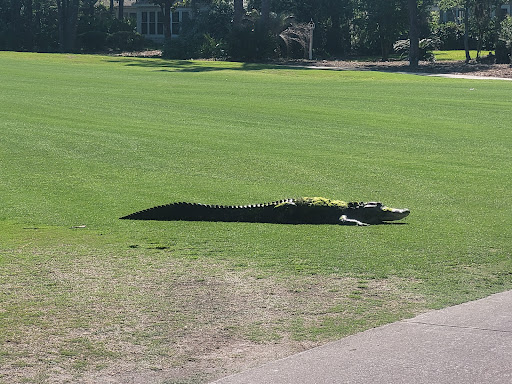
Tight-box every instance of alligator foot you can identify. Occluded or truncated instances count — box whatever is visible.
[339,215,369,226]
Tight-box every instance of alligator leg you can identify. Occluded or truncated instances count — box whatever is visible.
[339,215,369,226]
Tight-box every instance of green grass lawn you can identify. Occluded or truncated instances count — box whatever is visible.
[433,50,493,61]
[1,52,511,383]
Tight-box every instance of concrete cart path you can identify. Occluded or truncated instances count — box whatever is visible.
[211,290,512,384]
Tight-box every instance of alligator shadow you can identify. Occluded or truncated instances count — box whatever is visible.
[120,216,408,226]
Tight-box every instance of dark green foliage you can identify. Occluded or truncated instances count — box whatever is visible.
[162,2,230,59]
[75,5,143,52]
[0,0,144,53]
[78,30,108,52]
[106,31,146,51]
[495,39,510,63]
[497,14,512,63]
[0,0,59,51]
[433,21,467,50]
[162,36,193,59]
[0,0,507,61]
[393,37,440,61]
[353,0,408,60]
[163,0,280,61]
[199,33,227,59]
[228,27,278,61]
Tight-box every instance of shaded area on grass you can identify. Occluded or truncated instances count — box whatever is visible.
[105,57,274,73]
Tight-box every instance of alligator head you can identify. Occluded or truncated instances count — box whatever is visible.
[356,202,410,224]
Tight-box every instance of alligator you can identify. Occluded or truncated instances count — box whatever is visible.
[120,197,409,226]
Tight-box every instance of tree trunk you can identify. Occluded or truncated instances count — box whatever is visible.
[464,3,471,63]
[57,0,79,52]
[233,0,244,28]
[162,1,171,41]
[407,0,419,67]
[381,37,389,61]
[110,0,114,16]
[9,0,22,50]
[326,5,342,55]
[119,0,124,20]
[25,0,34,50]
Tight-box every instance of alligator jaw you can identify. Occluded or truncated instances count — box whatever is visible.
[382,206,410,222]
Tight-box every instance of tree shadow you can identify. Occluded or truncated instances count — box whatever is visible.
[105,57,282,73]
[106,56,511,78]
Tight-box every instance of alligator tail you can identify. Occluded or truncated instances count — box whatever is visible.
[120,200,294,223]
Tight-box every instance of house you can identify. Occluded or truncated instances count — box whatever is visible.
[121,0,193,42]
[434,2,512,24]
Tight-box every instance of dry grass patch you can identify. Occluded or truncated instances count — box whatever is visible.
[1,244,427,384]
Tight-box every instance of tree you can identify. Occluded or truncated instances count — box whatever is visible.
[438,0,502,62]
[437,0,470,61]
[56,0,80,51]
[497,14,512,62]
[462,0,471,62]
[471,0,502,58]
[274,0,354,56]
[407,0,419,66]
[233,0,244,27]
[356,0,408,61]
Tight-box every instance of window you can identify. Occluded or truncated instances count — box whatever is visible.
[172,11,180,35]
[171,11,191,35]
[141,12,148,35]
[149,12,156,34]
[157,12,164,35]
[142,9,190,37]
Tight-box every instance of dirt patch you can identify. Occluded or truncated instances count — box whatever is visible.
[116,50,163,58]
[291,59,512,79]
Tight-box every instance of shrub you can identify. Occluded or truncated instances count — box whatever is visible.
[228,28,278,62]
[495,40,510,64]
[162,36,198,59]
[106,31,146,52]
[200,34,227,59]
[434,22,465,50]
[394,37,441,62]
[497,15,512,64]
[78,31,108,52]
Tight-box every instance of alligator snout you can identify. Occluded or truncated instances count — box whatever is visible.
[391,207,410,219]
